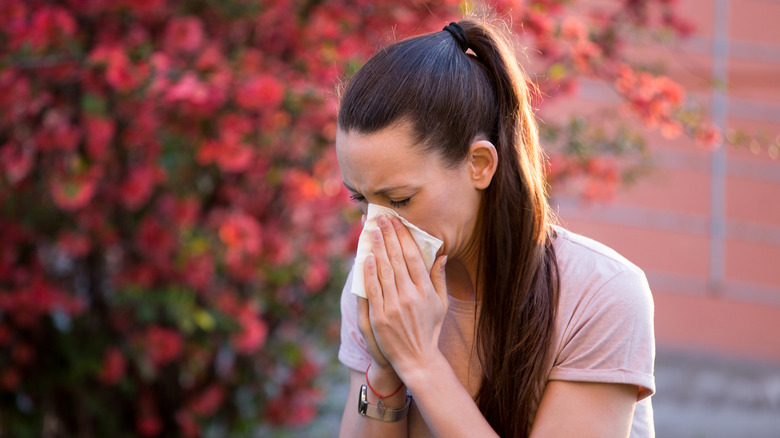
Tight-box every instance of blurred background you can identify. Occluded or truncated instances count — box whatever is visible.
[0,0,777,437]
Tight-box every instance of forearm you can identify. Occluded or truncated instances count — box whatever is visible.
[339,367,408,438]
[400,352,498,438]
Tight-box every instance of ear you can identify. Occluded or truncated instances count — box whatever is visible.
[467,140,498,190]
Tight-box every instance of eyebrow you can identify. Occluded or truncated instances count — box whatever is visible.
[343,182,417,196]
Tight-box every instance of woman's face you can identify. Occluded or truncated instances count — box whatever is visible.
[336,123,483,260]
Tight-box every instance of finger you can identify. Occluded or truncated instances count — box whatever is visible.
[376,215,412,287]
[363,253,384,311]
[389,216,428,286]
[361,214,366,227]
[430,255,449,305]
[356,296,372,338]
[370,228,399,306]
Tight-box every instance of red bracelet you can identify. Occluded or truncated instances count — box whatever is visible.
[365,363,405,401]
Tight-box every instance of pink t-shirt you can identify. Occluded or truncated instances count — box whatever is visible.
[339,226,656,437]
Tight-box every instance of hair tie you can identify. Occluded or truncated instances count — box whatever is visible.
[442,22,469,52]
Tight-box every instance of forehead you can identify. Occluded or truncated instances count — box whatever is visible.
[335,125,435,191]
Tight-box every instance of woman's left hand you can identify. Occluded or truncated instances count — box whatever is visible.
[363,214,449,378]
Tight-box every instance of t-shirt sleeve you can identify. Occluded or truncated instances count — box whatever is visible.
[549,266,656,401]
[338,267,372,372]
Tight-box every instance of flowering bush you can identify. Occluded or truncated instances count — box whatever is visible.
[0,0,730,436]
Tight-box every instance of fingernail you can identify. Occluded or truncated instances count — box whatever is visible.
[441,255,448,271]
[377,214,389,226]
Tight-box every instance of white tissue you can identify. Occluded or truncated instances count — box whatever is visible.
[350,203,444,298]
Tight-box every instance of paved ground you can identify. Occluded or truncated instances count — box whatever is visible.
[278,348,780,437]
[654,349,780,438]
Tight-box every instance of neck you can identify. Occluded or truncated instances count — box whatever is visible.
[445,255,479,302]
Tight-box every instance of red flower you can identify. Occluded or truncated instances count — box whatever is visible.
[12,343,35,365]
[230,305,268,354]
[137,217,175,259]
[561,16,587,41]
[144,326,182,367]
[183,253,214,292]
[1,368,20,392]
[85,116,115,162]
[303,259,329,293]
[0,325,12,346]
[27,6,78,51]
[236,75,284,111]
[218,212,262,256]
[58,231,91,258]
[189,384,225,416]
[165,72,210,106]
[695,123,722,150]
[99,347,126,385]
[175,409,200,437]
[50,168,101,212]
[137,413,162,437]
[120,165,164,210]
[0,141,35,185]
[197,137,255,173]
[90,45,143,92]
[164,17,205,53]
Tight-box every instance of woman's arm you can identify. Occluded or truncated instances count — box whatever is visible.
[530,381,638,438]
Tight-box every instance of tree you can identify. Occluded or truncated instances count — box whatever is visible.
[0,0,743,436]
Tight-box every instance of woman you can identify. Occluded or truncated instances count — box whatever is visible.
[336,16,655,438]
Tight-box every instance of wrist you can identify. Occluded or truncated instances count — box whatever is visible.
[395,351,447,393]
[366,362,406,408]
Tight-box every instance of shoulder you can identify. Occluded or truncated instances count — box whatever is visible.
[552,225,645,280]
[550,225,654,350]
[552,226,651,308]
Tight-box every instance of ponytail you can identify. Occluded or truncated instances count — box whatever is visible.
[459,18,559,436]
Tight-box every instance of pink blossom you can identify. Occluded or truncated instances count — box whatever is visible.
[166,72,210,105]
[231,306,268,354]
[236,75,284,111]
[120,165,164,210]
[303,259,329,293]
[1,141,35,184]
[695,123,722,149]
[183,253,214,291]
[218,212,262,256]
[50,169,101,212]
[164,17,205,53]
[197,138,255,173]
[85,116,115,162]
[561,16,587,41]
[137,217,176,259]
[124,0,166,16]
[27,6,78,51]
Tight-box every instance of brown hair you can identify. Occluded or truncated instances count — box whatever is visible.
[338,15,559,437]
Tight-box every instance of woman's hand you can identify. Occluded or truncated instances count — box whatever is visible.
[361,214,449,378]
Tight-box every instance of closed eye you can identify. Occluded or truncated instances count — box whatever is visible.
[390,198,411,208]
[349,194,366,204]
